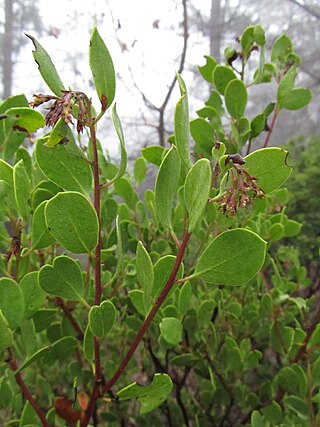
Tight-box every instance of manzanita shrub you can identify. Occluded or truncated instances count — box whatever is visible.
[0,25,316,426]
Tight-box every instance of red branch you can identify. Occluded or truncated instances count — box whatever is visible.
[101,231,191,394]
[7,348,49,426]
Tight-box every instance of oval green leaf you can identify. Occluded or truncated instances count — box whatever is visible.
[88,300,116,338]
[174,73,192,169]
[89,27,116,110]
[13,159,31,222]
[194,229,267,285]
[198,55,217,83]
[184,158,212,231]
[213,65,237,95]
[4,107,45,133]
[38,255,84,301]
[35,134,92,194]
[20,271,46,319]
[155,146,181,229]
[0,278,25,329]
[283,88,312,110]
[225,79,248,119]
[136,241,154,306]
[45,117,69,147]
[245,147,292,193]
[26,34,65,96]
[45,192,98,254]
[0,310,13,350]
[111,104,127,180]
[31,200,56,250]
[117,373,173,414]
[160,317,182,345]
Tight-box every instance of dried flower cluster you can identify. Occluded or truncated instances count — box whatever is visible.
[30,91,91,133]
[219,164,264,216]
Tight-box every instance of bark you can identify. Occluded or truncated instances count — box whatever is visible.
[3,0,14,98]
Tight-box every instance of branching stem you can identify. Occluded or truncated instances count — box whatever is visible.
[101,230,192,395]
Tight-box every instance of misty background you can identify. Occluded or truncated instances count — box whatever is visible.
[0,0,319,158]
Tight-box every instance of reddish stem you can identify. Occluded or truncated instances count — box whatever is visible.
[263,104,279,148]
[81,119,103,427]
[7,348,49,427]
[101,230,191,395]
[55,297,84,341]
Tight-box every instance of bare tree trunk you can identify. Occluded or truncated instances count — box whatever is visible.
[210,0,222,63]
[3,0,14,99]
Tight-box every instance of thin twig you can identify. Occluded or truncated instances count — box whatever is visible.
[7,348,49,427]
[101,231,192,395]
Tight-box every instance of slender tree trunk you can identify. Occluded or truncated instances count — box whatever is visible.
[3,0,14,99]
[210,0,222,63]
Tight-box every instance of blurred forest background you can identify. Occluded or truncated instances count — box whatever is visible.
[0,0,319,263]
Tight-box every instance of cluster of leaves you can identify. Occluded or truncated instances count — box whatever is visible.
[0,25,317,427]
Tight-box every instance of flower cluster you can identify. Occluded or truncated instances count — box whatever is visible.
[30,91,91,133]
[218,164,264,216]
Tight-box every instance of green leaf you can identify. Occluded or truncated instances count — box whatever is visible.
[245,147,292,193]
[225,79,248,119]
[312,357,320,386]
[178,281,191,318]
[155,146,181,229]
[20,272,46,319]
[197,299,215,327]
[271,34,293,62]
[13,346,50,375]
[170,353,199,367]
[190,118,215,157]
[283,395,309,419]
[253,25,266,46]
[240,26,254,53]
[174,74,192,169]
[129,289,146,316]
[43,336,77,364]
[13,159,31,222]
[0,180,16,218]
[194,229,266,285]
[45,191,98,254]
[0,310,13,350]
[45,117,69,147]
[198,55,217,83]
[89,300,116,338]
[20,400,39,426]
[83,324,94,363]
[35,134,92,194]
[184,158,212,231]
[31,201,56,250]
[213,65,237,95]
[282,88,312,110]
[136,242,154,306]
[111,104,127,180]
[141,146,166,166]
[117,373,173,414]
[284,219,302,237]
[277,67,297,109]
[134,157,147,184]
[160,317,182,345]
[114,177,138,209]
[89,27,116,110]
[153,255,184,299]
[251,113,266,138]
[4,107,44,133]
[0,278,25,329]
[38,255,85,301]
[26,34,65,96]
[251,410,264,427]
[261,401,282,424]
